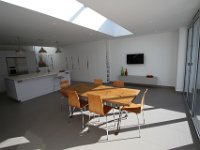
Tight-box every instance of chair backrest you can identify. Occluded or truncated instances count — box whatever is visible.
[87,94,104,115]
[67,90,81,108]
[112,80,124,87]
[60,80,69,89]
[94,79,103,85]
[141,89,148,110]
[62,89,69,97]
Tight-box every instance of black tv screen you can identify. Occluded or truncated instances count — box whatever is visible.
[127,53,144,64]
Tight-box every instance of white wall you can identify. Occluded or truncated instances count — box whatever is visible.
[109,31,179,86]
[63,40,107,82]
[32,46,68,72]
[0,31,179,91]
[175,27,187,91]
[62,31,179,87]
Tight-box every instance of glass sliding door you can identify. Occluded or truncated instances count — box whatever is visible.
[187,19,200,111]
[193,52,200,137]
[184,27,193,104]
[184,15,200,138]
[192,18,200,137]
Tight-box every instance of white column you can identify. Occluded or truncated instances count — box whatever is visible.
[175,27,188,91]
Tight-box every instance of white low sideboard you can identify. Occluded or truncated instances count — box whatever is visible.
[119,75,157,85]
[5,71,70,102]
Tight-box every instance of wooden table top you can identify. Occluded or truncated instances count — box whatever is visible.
[66,83,140,106]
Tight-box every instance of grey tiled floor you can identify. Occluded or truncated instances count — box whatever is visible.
[0,85,199,150]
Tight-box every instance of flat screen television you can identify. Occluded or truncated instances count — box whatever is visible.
[127,53,144,64]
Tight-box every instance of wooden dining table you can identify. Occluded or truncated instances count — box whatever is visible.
[65,83,140,134]
[66,83,140,106]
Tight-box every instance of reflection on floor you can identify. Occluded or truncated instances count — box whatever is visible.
[0,85,200,150]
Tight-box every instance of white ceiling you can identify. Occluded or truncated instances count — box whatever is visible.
[0,0,199,47]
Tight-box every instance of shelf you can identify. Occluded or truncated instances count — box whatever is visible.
[119,75,157,85]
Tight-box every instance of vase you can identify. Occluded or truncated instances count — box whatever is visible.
[125,68,128,76]
[121,67,124,76]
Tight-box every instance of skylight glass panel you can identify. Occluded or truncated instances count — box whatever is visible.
[2,0,84,21]
[72,7,107,31]
[2,0,133,37]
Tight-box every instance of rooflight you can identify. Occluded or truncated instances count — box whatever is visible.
[2,0,133,37]
[72,7,107,31]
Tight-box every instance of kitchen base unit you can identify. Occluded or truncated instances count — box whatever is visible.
[5,71,70,102]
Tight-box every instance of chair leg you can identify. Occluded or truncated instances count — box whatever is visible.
[87,113,91,132]
[97,114,100,122]
[88,112,91,123]
[60,96,64,112]
[142,110,145,124]
[81,109,84,128]
[88,113,101,125]
[115,110,123,135]
[69,106,72,118]
[69,106,75,118]
[94,113,100,122]
[106,115,108,140]
[136,114,141,138]
[113,109,116,126]
[111,103,116,123]
[122,110,128,118]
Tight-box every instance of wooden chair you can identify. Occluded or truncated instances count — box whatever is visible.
[63,90,88,128]
[87,94,113,140]
[60,80,69,95]
[59,80,69,112]
[117,89,148,137]
[112,80,124,87]
[93,79,103,85]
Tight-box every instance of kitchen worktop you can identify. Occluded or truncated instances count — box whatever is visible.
[5,71,70,82]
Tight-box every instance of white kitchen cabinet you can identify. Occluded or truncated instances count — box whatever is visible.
[25,50,37,73]
[5,71,70,102]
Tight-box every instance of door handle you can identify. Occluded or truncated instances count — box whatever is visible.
[188,62,193,66]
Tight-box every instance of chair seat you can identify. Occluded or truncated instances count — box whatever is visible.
[60,88,70,97]
[60,88,67,94]
[101,105,112,116]
[60,80,69,95]
[87,94,114,140]
[94,79,103,85]
[117,89,148,137]
[112,80,124,87]
[66,90,88,129]
[79,100,88,108]
[121,103,141,113]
